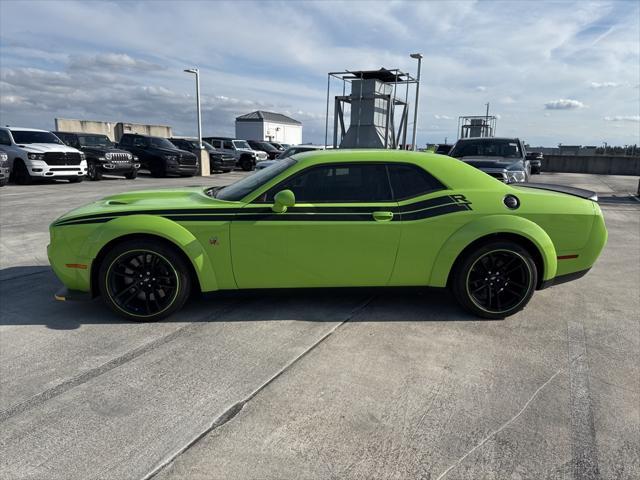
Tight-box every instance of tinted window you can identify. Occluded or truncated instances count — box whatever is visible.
[216,158,297,201]
[266,164,392,203]
[223,141,233,149]
[10,130,63,145]
[150,137,176,149]
[119,135,132,146]
[133,137,148,147]
[78,135,113,147]
[450,139,522,158]
[388,164,445,200]
[0,130,11,145]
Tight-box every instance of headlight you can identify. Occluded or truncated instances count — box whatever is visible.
[0,152,7,162]
[105,152,112,160]
[127,153,132,160]
[506,171,526,183]
[28,152,44,160]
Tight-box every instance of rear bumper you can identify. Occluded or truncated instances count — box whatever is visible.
[539,268,591,290]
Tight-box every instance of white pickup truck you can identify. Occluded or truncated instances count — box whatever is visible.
[0,127,87,184]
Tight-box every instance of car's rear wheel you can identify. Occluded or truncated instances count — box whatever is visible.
[98,240,192,321]
[240,157,253,171]
[451,241,537,319]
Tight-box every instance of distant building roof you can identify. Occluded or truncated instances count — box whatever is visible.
[236,111,302,126]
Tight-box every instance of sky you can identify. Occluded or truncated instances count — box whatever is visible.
[0,0,639,147]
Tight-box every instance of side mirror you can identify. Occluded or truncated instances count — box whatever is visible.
[272,189,295,213]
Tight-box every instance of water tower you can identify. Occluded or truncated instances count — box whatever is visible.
[324,68,418,149]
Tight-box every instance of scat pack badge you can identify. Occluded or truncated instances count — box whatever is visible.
[209,236,220,246]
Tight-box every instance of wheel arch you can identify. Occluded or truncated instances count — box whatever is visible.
[85,215,218,296]
[429,215,557,289]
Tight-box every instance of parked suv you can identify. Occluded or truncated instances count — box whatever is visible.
[448,137,530,183]
[526,151,543,174]
[118,133,198,177]
[246,140,281,160]
[203,137,258,171]
[0,152,9,186]
[54,132,140,181]
[168,138,236,173]
[0,127,87,184]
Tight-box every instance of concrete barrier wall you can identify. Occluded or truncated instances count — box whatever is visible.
[543,155,640,176]
[54,118,116,140]
[114,123,172,142]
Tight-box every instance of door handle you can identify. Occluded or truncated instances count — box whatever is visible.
[372,211,394,222]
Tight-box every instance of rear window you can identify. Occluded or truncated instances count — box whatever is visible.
[388,164,445,200]
[450,139,522,158]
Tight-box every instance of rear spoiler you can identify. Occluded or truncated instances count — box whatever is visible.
[514,183,598,202]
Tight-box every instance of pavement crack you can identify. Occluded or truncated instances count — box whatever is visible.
[0,302,239,423]
[434,364,567,480]
[142,295,376,480]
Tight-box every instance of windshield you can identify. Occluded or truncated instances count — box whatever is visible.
[215,158,297,201]
[77,135,114,148]
[233,140,251,150]
[450,139,522,159]
[150,137,177,149]
[202,141,216,150]
[11,130,63,145]
[256,142,278,152]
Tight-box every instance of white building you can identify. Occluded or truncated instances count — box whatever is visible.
[235,111,302,145]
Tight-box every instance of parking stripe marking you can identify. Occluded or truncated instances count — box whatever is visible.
[567,321,601,480]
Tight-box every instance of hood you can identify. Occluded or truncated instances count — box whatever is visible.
[52,187,242,226]
[459,157,524,170]
[19,143,82,154]
[81,146,132,156]
[150,147,191,156]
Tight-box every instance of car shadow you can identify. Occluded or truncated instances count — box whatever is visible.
[0,266,480,330]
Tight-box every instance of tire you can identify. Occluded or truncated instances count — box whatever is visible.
[451,241,537,319]
[69,176,84,183]
[88,163,102,181]
[13,160,33,185]
[240,157,254,171]
[0,178,7,187]
[125,169,137,179]
[98,239,192,321]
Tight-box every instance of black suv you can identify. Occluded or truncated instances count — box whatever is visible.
[54,132,140,181]
[118,134,198,177]
[168,138,236,173]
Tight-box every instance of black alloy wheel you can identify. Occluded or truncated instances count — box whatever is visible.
[452,241,537,319]
[99,240,191,321]
[88,162,102,181]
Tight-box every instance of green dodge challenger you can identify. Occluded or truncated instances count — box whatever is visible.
[48,150,607,320]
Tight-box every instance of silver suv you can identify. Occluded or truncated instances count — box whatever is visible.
[448,137,530,183]
[0,127,87,184]
[203,137,260,171]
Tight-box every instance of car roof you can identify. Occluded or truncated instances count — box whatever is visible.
[53,131,108,136]
[2,127,49,132]
[456,137,520,141]
[204,136,235,140]
[289,149,502,191]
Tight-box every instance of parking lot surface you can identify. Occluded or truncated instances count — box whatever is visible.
[1,172,638,479]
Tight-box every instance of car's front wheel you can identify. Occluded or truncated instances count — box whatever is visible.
[125,169,138,179]
[88,162,102,181]
[98,240,192,321]
[451,241,537,319]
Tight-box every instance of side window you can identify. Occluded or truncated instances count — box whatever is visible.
[0,130,11,145]
[133,137,148,148]
[119,135,132,146]
[266,164,392,203]
[387,164,445,200]
[223,140,234,149]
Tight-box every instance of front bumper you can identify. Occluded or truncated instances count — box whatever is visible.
[0,166,9,180]
[167,163,199,175]
[211,157,236,170]
[98,161,140,172]
[27,160,87,178]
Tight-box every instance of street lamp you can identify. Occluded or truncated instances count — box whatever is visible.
[184,68,202,149]
[410,53,423,151]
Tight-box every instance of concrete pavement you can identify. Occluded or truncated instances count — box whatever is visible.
[1,171,638,479]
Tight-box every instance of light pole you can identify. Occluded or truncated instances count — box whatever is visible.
[410,53,423,151]
[184,68,202,149]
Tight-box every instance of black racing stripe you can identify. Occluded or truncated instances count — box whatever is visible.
[54,208,242,225]
[233,213,375,222]
[53,217,113,226]
[400,203,471,221]
[164,215,240,222]
[397,195,455,212]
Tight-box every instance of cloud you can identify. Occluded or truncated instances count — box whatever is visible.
[603,115,640,122]
[590,81,621,88]
[433,114,452,120]
[544,99,586,110]
[475,86,487,92]
[68,53,164,72]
